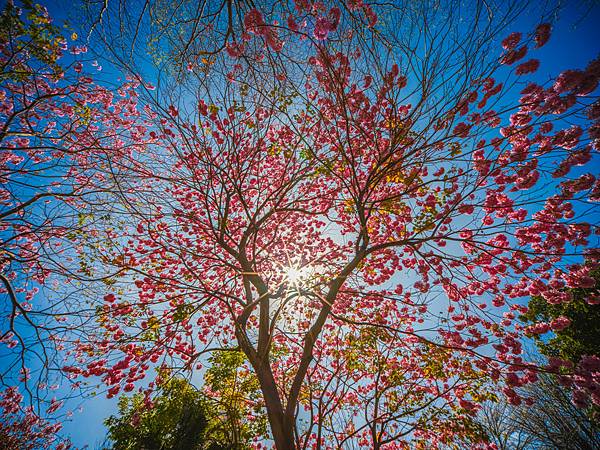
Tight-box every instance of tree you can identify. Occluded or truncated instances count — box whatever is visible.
[475,370,600,449]
[3,1,600,448]
[0,0,76,382]
[0,0,151,439]
[0,386,71,450]
[105,377,223,450]
[521,264,600,414]
[104,355,265,449]
[521,266,600,363]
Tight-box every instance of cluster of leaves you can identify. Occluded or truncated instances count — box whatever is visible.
[105,350,266,450]
[204,351,268,447]
[105,377,223,450]
[0,0,64,81]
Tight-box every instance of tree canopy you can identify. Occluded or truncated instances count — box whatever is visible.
[1,0,599,448]
[104,355,265,449]
[105,376,239,450]
[106,377,212,450]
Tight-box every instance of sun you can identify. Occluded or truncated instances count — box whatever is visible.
[283,265,311,287]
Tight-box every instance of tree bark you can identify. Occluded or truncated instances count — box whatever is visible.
[236,328,295,449]
[254,361,295,449]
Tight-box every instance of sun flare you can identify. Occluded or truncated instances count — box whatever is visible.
[283,265,311,287]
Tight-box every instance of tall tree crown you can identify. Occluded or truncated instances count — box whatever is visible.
[1,1,599,448]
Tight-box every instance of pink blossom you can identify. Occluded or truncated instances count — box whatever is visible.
[580,355,600,372]
[314,17,332,40]
[509,112,531,127]
[313,7,341,40]
[587,293,600,305]
[364,6,377,27]
[502,32,522,50]
[47,398,63,414]
[453,122,471,138]
[244,9,266,34]
[534,23,551,48]
[265,33,284,52]
[550,316,571,331]
[225,41,245,58]
[541,290,572,304]
[501,46,527,65]
[287,16,299,32]
[524,322,550,335]
[515,59,540,75]
[565,266,596,289]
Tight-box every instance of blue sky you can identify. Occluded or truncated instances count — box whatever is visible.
[2,0,599,447]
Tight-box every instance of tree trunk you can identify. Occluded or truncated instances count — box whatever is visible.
[254,362,295,449]
[236,329,295,449]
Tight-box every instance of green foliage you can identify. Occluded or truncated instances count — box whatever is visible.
[104,354,267,450]
[414,411,488,450]
[0,0,65,81]
[521,267,600,421]
[521,268,600,363]
[204,351,268,448]
[104,377,225,450]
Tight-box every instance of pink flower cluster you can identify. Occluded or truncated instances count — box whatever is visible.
[571,355,600,407]
[534,23,551,48]
[244,9,283,52]
[0,387,69,449]
[549,315,571,331]
[502,32,521,50]
[515,59,540,75]
[313,7,341,40]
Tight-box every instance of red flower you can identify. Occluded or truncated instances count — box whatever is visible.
[535,23,551,48]
[502,32,522,50]
[516,59,540,75]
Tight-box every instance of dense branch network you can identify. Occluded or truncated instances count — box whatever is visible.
[1,1,599,448]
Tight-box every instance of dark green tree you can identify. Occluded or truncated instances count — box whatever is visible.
[521,267,600,364]
[104,351,267,450]
[104,377,226,450]
[521,265,600,419]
